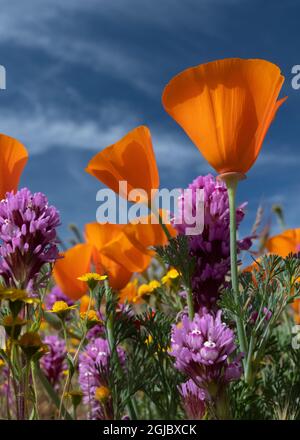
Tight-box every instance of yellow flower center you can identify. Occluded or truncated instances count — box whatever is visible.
[52,301,69,313]
[77,273,107,282]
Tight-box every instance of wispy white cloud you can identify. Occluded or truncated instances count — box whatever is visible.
[0,0,242,94]
[0,103,207,172]
[0,105,138,154]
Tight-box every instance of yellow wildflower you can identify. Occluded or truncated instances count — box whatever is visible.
[145,334,153,346]
[47,300,77,317]
[137,280,160,297]
[77,273,107,282]
[161,268,180,285]
[80,310,102,329]
[0,288,40,304]
[18,332,47,358]
[1,315,27,339]
[95,386,110,403]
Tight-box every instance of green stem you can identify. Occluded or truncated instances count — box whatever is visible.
[23,360,31,419]
[244,334,254,384]
[34,362,73,420]
[104,280,138,420]
[152,206,195,319]
[59,293,93,419]
[30,361,40,419]
[186,287,195,320]
[226,178,247,367]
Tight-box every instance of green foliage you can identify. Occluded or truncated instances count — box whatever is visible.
[155,235,195,290]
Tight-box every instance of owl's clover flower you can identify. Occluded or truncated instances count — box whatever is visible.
[179,379,206,420]
[78,338,126,419]
[0,188,60,290]
[170,311,242,398]
[40,335,66,388]
[174,174,251,309]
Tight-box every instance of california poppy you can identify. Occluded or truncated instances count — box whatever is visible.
[85,223,133,290]
[162,58,286,176]
[123,212,176,254]
[53,243,93,300]
[85,126,159,202]
[292,299,300,324]
[265,228,300,257]
[0,134,28,199]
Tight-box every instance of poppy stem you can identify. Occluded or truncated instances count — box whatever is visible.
[224,176,248,368]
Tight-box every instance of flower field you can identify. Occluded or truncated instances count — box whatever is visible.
[0,58,300,420]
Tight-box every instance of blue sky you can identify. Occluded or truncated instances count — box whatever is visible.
[0,0,299,243]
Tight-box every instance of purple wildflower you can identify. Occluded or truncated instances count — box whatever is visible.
[179,379,206,420]
[86,322,105,341]
[78,338,125,419]
[45,285,74,310]
[170,311,242,396]
[174,174,251,309]
[40,335,66,388]
[0,188,60,290]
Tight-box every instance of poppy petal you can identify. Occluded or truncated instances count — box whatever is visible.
[265,228,300,257]
[162,58,285,174]
[0,134,28,199]
[53,243,93,300]
[85,126,159,202]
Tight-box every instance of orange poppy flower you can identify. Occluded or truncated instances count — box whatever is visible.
[292,299,300,324]
[265,228,300,257]
[162,58,286,176]
[85,126,159,202]
[53,243,93,300]
[0,134,28,199]
[123,212,176,254]
[85,223,134,290]
[85,222,151,274]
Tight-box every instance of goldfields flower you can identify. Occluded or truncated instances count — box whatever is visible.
[18,332,46,358]
[162,58,286,176]
[94,386,110,403]
[80,310,102,329]
[44,285,75,310]
[0,288,40,304]
[0,188,60,290]
[47,300,77,318]
[86,126,159,203]
[1,315,27,339]
[161,268,180,285]
[77,273,107,282]
[77,272,107,291]
[64,390,83,408]
[135,280,161,302]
